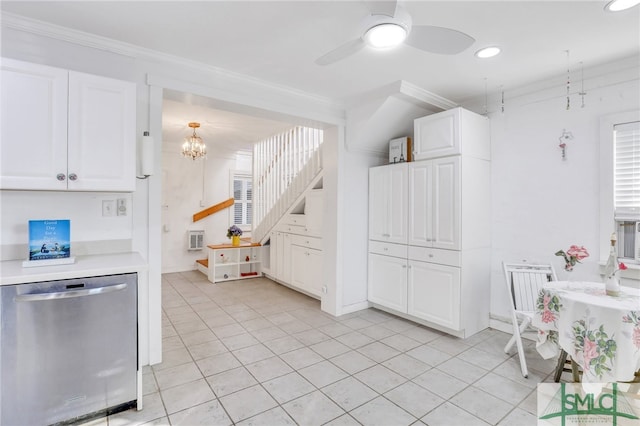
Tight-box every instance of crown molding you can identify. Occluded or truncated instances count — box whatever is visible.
[344,80,456,112]
[1,12,344,114]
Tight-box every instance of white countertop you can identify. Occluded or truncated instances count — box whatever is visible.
[0,252,148,285]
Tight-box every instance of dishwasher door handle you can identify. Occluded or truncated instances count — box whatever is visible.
[15,283,128,302]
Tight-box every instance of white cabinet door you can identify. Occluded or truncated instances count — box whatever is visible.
[275,232,284,280]
[280,233,292,284]
[291,245,322,297]
[68,71,136,191]
[413,108,460,160]
[1,59,68,190]
[368,253,407,313]
[408,161,433,247]
[307,248,323,297]
[290,244,307,290]
[407,260,461,330]
[432,157,460,250]
[408,158,460,250]
[369,164,407,244]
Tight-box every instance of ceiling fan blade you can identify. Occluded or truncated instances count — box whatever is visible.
[363,0,398,17]
[315,38,366,66]
[405,25,475,55]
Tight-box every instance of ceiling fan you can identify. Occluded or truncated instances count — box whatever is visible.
[315,0,475,66]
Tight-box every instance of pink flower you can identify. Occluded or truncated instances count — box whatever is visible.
[543,295,551,307]
[567,245,589,261]
[582,338,598,367]
[619,262,628,271]
[633,327,640,349]
[541,309,556,323]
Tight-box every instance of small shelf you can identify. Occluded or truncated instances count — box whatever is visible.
[206,243,262,283]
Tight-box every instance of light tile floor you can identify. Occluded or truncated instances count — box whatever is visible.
[100,271,565,425]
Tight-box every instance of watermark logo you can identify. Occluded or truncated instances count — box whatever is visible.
[538,382,640,425]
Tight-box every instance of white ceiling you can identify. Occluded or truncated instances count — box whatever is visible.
[3,0,639,148]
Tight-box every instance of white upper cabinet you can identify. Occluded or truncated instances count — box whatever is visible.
[1,59,69,190]
[67,71,136,191]
[413,107,490,161]
[369,163,408,244]
[1,59,136,191]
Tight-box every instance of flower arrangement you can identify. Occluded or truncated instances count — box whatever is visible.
[555,245,589,271]
[227,225,243,238]
[607,262,627,279]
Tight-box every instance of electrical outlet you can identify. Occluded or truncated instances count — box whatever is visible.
[102,200,115,217]
[117,198,127,216]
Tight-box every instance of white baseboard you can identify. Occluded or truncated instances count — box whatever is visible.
[337,301,370,316]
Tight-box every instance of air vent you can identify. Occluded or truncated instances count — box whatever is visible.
[188,230,205,251]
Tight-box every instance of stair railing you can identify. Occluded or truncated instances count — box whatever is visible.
[253,126,323,242]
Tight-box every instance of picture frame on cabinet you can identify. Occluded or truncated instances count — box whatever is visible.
[389,137,412,164]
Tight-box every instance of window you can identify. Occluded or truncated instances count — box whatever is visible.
[614,121,640,260]
[600,111,640,266]
[231,173,252,229]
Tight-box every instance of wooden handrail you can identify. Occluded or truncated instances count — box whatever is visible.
[193,198,234,222]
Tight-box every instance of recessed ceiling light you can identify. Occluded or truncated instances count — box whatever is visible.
[605,0,640,11]
[475,46,501,59]
[364,23,407,49]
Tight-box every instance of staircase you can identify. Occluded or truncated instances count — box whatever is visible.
[252,126,324,243]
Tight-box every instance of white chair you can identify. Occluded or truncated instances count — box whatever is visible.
[503,262,557,378]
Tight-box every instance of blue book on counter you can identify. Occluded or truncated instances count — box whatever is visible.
[28,219,71,261]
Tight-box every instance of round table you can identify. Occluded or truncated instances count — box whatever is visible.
[532,281,640,382]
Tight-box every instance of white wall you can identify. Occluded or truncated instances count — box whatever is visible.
[160,146,250,274]
[0,191,133,260]
[485,66,640,322]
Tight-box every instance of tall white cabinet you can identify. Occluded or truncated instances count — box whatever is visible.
[368,107,491,338]
[1,58,136,191]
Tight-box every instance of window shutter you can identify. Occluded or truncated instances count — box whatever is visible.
[614,121,640,219]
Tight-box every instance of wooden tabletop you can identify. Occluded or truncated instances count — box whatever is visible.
[207,238,261,249]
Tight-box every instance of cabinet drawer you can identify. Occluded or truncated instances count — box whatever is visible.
[278,224,306,235]
[369,240,408,258]
[408,246,461,267]
[287,214,307,226]
[290,234,322,251]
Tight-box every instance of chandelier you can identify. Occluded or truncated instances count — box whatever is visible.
[182,122,207,160]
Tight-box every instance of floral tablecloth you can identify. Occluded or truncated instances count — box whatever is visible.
[532,281,640,382]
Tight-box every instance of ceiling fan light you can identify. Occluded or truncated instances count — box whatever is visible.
[364,23,407,49]
[475,46,501,59]
[604,0,640,11]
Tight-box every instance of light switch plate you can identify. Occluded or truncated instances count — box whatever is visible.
[102,200,115,217]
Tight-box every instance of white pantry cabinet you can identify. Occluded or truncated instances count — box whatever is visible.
[0,58,136,191]
[369,163,408,244]
[367,107,491,338]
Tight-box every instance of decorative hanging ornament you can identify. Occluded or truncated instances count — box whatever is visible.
[500,86,505,113]
[558,128,574,160]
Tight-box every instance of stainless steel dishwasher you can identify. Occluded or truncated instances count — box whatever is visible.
[0,273,138,425]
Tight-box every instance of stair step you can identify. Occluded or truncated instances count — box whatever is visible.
[196,259,208,268]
